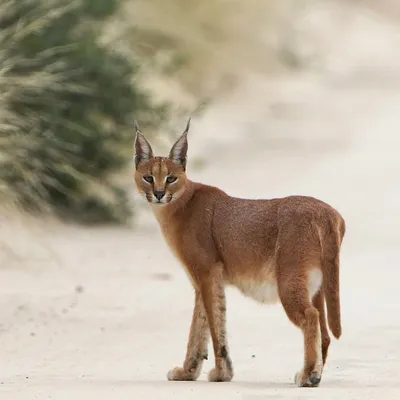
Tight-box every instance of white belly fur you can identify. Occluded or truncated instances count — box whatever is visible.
[236,280,280,304]
[234,268,323,304]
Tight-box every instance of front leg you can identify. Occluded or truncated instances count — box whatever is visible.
[200,264,233,382]
[167,289,210,381]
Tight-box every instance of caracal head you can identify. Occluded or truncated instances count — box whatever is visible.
[133,119,190,206]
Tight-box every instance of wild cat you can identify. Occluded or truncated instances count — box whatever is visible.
[133,119,345,387]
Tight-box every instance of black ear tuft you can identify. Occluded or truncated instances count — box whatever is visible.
[183,117,191,134]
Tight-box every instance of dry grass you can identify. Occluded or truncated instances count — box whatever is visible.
[0,0,155,224]
[0,0,87,213]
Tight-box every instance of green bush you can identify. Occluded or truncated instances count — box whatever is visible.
[0,0,169,224]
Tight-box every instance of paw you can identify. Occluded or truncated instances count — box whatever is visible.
[208,367,233,382]
[167,367,197,381]
[295,369,321,388]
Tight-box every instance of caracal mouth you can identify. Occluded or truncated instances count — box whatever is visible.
[150,198,174,206]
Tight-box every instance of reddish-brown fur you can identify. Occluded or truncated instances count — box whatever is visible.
[133,120,345,387]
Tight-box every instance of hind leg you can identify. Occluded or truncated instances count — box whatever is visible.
[278,269,323,387]
[312,289,331,365]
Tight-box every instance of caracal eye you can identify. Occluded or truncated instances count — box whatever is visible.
[143,175,154,184]
[166,175,178,184]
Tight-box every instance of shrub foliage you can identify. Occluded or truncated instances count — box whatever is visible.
[0,0,168,224]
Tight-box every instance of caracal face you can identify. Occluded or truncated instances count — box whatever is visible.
[134,120,189,206]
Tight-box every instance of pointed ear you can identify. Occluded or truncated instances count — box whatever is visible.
[134,121,154,168]
[168,118,190,170]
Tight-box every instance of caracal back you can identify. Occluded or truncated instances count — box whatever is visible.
[133,119,345,387]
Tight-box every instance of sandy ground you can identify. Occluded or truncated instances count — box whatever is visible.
[2,4,400,400]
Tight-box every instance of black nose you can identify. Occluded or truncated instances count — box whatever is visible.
[154,190,165,201]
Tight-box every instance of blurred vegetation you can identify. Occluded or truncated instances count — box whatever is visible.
[0,0,170,225]
[103,0,283,103]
